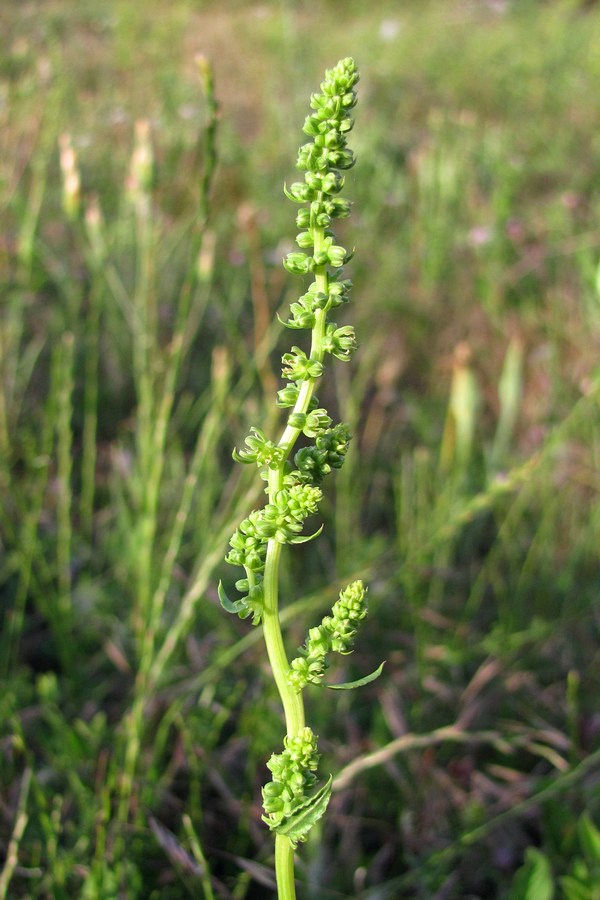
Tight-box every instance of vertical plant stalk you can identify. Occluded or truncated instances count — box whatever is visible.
[220,59,378,899]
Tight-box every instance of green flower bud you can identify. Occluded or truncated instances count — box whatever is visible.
[276,384,300,407]
[263,781,285,799]
[325,197,352,219]
[315,211,332,227]
[302,115,325,137]
[284,181,317,203]
[304,172,322,192]
[286,483,322,519]
[249,503,303,544]
[295,230,315,248]
[296,208,311,228]
[283,251,314,275]
[321,171,345,194]
[284,302,316,329]
[244,584,265,625]
[294,445,331,484]
[323,323,357,361]
[226,519,268,573]
[316,422,352,468]
[232,427,285,468]
[297,142,330,172]
[288,412,307,429]
[324,129,344,149]
[288,656,319,691]
[281,348,324,381]
[328,148,355,169]
[303,408,333,438]
[306,624,329,653]
[326,243,347,268]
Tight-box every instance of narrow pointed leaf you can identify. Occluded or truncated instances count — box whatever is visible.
[218,581,242,614]
[323,661,385,690]
[276,312,302,329]
[289,524,324,545]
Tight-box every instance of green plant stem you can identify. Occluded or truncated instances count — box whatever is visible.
[275,833,296,900]
[259,223,331,899]
[259,541,303,899]
[262,539,305,738]
[262,223,329,736]
[278,235,329,450]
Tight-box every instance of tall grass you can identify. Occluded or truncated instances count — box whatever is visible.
[2,1,600,897]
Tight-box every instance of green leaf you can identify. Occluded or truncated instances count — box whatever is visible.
[560,873,593,900]
[268,776,332,846]
[508,848,554,900]
[323,661,386,690]
[218,581,242,614]
[289,524,324,545]
[578,814,600,863]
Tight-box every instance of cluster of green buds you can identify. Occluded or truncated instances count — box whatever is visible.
[261,727,319,832]
[260,726,334,849]
[222,480,326,624]
[220,59,379,889]
[288,580,368,691]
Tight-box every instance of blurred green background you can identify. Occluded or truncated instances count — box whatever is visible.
[2,1,600,897]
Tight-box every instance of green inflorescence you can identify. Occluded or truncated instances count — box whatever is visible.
[220,58,378,897]
[287,580,368,692]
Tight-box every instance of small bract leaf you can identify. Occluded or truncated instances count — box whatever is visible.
[289,524,324,545]
[218,581,241,614]
[323,661,385,690]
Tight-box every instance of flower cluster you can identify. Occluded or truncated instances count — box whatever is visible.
[224,482,324,622]
[281,347,323,382]
[281,277,352,331]
[287,580,368,691]
[323,322,357,361]
[232,427,286,469]
[261,727,320,832]
[293,422,352,484]
[224,418,351,616]
[287,408,332,437]
[281,59,358,327]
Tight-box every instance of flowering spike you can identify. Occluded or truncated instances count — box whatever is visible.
[220,58,369,897]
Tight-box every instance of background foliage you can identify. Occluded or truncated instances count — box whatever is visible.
[2,1,600,897]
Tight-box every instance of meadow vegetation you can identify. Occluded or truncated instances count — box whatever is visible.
[2,1,600,897]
